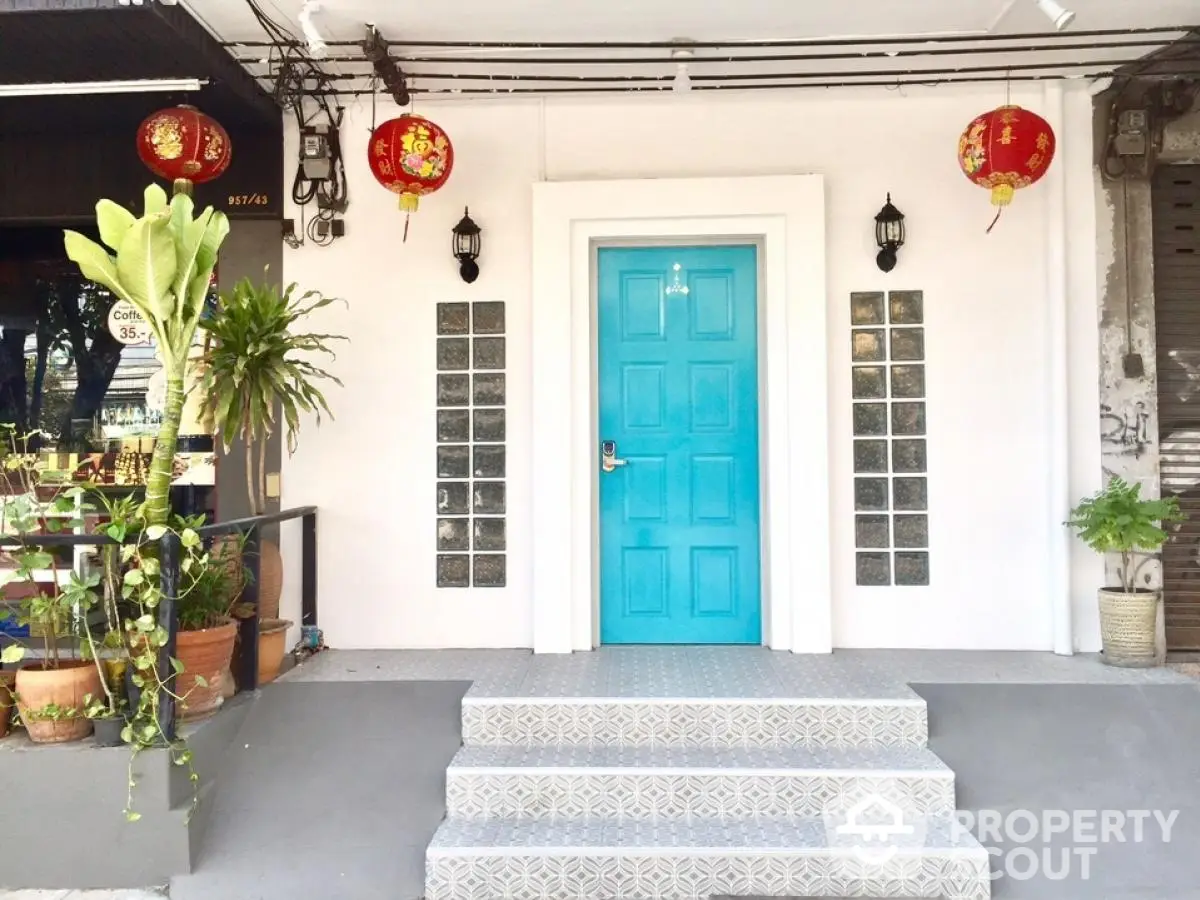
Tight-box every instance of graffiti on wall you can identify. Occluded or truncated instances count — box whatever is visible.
[1100,401,1151,457]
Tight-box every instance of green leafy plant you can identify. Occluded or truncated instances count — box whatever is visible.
[63,184,229,528]
[200,272,345,515]
[1067,476,1184,593]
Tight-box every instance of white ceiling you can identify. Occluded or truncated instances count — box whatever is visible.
[182,0,1199,97]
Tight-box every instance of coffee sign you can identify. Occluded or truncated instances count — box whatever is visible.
[107,300,152,346]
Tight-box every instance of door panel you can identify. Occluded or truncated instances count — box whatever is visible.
[598,245,761,645]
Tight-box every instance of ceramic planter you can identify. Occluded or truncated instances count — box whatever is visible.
[176,619,238,720]
[258,618,292,685]
[15,660,102,743]
[258,539,284,620]
[1098,588,1159,667]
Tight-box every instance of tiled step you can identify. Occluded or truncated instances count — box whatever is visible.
[446,744,955,819]
[425,816,990,900]
[460,696,928,748]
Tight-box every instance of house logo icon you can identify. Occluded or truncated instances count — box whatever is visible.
[824,794,924,865]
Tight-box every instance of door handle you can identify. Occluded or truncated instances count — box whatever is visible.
[601,440,628,473]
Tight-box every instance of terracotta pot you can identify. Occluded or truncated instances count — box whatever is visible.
[258,619,292,685]
[15,660,102,744]
[176,619,238,721]
[0,671,15,739]
[258,539,283,620]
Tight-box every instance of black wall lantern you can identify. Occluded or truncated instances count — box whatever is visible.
[874,193,906,273]
[452,207,482,283]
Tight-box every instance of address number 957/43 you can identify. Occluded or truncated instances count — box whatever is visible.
[227,194,270,207]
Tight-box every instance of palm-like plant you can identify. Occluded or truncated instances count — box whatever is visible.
[63,185,229,527]
[199,273,345,515]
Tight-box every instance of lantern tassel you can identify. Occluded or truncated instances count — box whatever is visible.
[985,183,1014,234]
[986,207,1004,234]
[403,214,410,243]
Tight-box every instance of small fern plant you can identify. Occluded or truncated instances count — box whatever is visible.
[1067,477,1183,593]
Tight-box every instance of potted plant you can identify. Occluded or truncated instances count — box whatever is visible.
[0,669,15,739]
[1067,476,1184,667]
[200,271,345,683]
[172,545,246,719]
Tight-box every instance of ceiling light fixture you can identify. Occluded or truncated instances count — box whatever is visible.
[671,46,694,93]
[0,78,206,97]
[1035,0,1075,31]
[298,0,328,59]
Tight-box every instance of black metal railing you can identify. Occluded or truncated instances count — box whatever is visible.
[0,506,318,741]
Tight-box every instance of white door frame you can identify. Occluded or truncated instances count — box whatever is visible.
[530,175,831,654]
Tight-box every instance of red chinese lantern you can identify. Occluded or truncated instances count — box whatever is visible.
[367,114,454,240]
[136,105,232,196]
[957,105,1056,232]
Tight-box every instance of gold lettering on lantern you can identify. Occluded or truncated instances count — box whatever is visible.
[377,159,394,176]
[150,117,183,160]
[373,139,390,157]
[999,125,1015,145]
[1036,132,1051,151]
[1026,152,1045,171]
[203,130,225,162]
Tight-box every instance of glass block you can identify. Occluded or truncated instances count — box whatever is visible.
[437,409,470,443]
[851,292,886,326]
[473,409,506,442]
[891,402,927,436]
[437,481,470,515]
[473,445,506,478]
[896,551,930,586]
[890,328,925,361]
[888,291,924,325]
[854,477,889,511]
[437,337,469,371]
[437,554,470,588]
[437,373,470,407]
[472,301,506,335]
[854,440,888,473]
[473,517,507,551]
[437,445,470,478]
[437,518,469,551]
[473,337,506,370]
[890,365,925,399]
[855,515,890,549]
[437,302,470,335]
[473,373,506,406]
[853,403,888,436]
[852,366,887,400]
[856,552,891,587]
[473,554,507,588]
[852,329,886,362]
[473,481,506,514]
[892,439,927,473]
[893,477,928,511]
[895,514,929,548]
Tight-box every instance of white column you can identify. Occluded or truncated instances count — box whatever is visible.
[1044,81,1074,655]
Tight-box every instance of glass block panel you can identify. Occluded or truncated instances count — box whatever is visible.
[437,518,469,551]
[893,477,928,511]
[437,337,469,371]
[437,302,470,335]
[890,365,925,399]
[854,440,889,473]
[436,554,470,588]
[891,402,927,436]
[473,518,507,551]
[473,554,507,588]
[473,445,506,478]
[890,328,925,361]
[894,514,929,548]
[473,409,506,442]
[855,515,890,549]
[854,477,889,511]
[437,410,470,443]
[472,301,506,335]
[851,292,886,326]
[892,439,927,473]
[437,481,470,515]
[852,366,887,400]
[437,374,470,407]
[895,551,930,586]
[473,481,506,514]
[852,329,886,362]
[853,403,888,436]
[888,291,924,325]
[473,373,506,406]
[437,445,470,479]
[856,552,891,586]
[473,337,506,370]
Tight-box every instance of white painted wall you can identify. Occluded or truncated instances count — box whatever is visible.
[276,83,1105,651]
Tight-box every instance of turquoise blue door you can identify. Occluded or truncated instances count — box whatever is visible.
[598,245,762,645]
